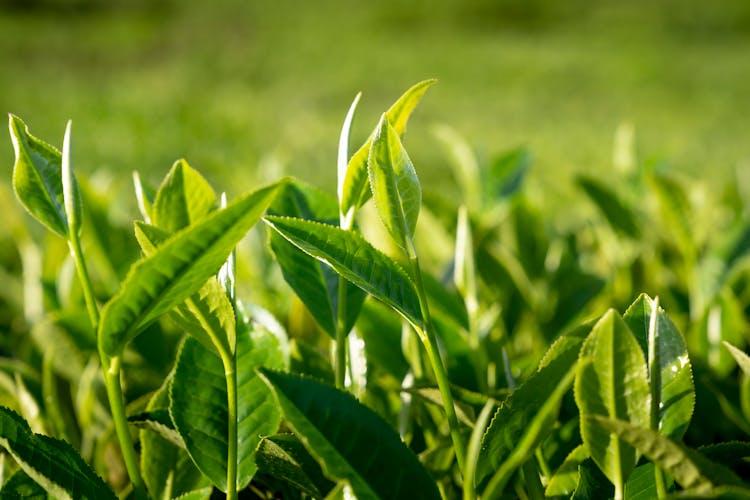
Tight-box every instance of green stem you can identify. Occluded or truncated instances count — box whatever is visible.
[219,349,238,500]
[335,276,348,389]
[103,357,147,500]
[406,243,466,474]
[68,236,99,328]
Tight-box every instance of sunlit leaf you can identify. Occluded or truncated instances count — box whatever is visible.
[574,310,650,487]
[723,341,750,377]
[340,80,435,215]
[263,216,422,328]
[258,369,440,500]
[98,180,284,357]
[152,159,217,233]
[545,444,589,496]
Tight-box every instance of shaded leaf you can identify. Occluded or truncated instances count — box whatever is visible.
[368,115,421,250]
[0,407,115,500]
[256,433,335,497]
[578,175,640,238]
[258,369,440,500]
[1,468,50,499]
[545,444,589,496]
[170,321,285,492]
[98,180,284,357]
[624,294,695,439]
[9,114,82,238]
[152,159,217,233]
[574,310,650,487]
[340,80,435,215]
[263,216,422,327]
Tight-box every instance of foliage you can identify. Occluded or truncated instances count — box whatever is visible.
[1,81,750,499]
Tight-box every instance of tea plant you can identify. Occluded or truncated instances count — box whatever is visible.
[1,81,749,499]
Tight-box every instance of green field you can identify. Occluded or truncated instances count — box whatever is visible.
[2,0,749,215]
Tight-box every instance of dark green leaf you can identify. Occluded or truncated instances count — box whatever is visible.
[170,321,285,492]
[1,469,51,499]
[545,444,589,496]
[256,434,335,497]
[578,175,640,238]
[263,216,422,328]
[0,407,116,500]
[98,180,284,357]
[258,369,440,500]
[485,147,531,202]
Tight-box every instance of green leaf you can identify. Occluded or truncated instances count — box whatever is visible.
[152,159,217,233]
[698,441,750,469]
[258,369,440,500]
[268,182,366,338]
[689,292,747,378]
[134,221,237,355]
[9,114,82,238]
[256,434,335,498]
[723,341,750,377]
[1,469,51,499]
[367,115,421,250]
[480,354,580,497]
[578,175,640,238]
[138,379,208,500]
[340,79,435,215]
[0,407,116,500]
[98,179,284,357]
[572,458,615,500]
[338,92,361,214]
[574,310,651,488]
[485,147,531,203]
[263,216,422,328]
[173,487,214,500]
[672,485,750,499]
[61,120,82,236]
[590,416,744,492]
[545,444,589,496]
[170,321,285,492]
[132,171,156,223]
[624,462,674,500]
[624,294,695,439]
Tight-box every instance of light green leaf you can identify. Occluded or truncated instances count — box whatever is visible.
[689,292,747,378]
[485,147,531,203]
[367,115,421,250]
[574,310,650,488]
[268,182,366,338]
[0,407,116,500]
[173,487,214,500]
[255,434,335,498]
[132,170,156,223]
[624,462,674,500]
[9,114,82,238]
[263,216,422,328]
[258,369,440,500]
[61,120,82,236]
[624,294,695,439]
[98,180,284,357]
[170,321,285,492]
[590,416,744,493]
[722,341,750,377]
[1,469,51,498]
[340,79,435,215]
[338,92,361,214]
[134,221,236,355]
[578,175,640,238]
[545,444,589,496]
[152,159,217,233]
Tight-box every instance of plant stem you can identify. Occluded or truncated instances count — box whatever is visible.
[406,241,466,474]
[219,349,239,500]
[335,276,349,389]
[103,356,147,500]
[69,231,146,498]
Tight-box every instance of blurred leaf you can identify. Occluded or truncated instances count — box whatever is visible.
[698,441,750,470]
[341,79,435,215]
[258,369,440,500]
[152,159,217,233]
[0,407,116,500]
[367,115,421,250]
[132,171,156,223]
[648,171,696,262]
[485,147,531,204]
[623,294,695,439]
[689,292,747,378]
[356,301,409,380]
[256,433,335,498]
[672,485,750,499]
[173,487,214,500]
[591,416,744,492]
[578,175,640,238]
[431,124,480,211]
[263,216,422,328]
[170,321,285,492]
[268,181,366,338]
[722,341,750,376]
[572,457,614,500]
[1,469,50,498]
[9,114,81,239]
[574,310,650,487]
[98,180,284,357]
[289,339,335,384]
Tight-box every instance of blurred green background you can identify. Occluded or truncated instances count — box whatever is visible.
[2,0,749,214]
